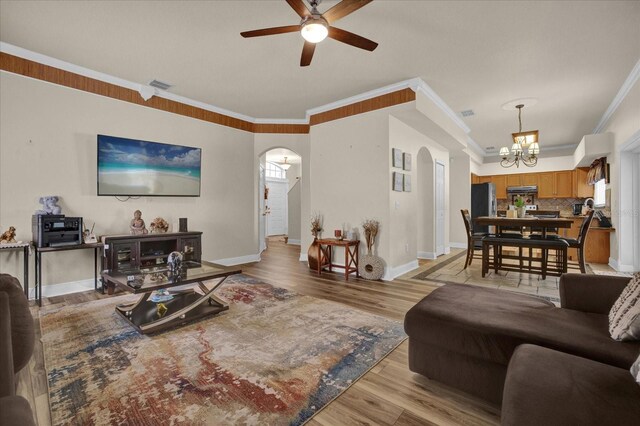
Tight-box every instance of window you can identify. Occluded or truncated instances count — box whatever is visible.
[593,178,606,207]
[265,162,286,179]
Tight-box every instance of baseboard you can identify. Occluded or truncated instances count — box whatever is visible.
[29,278,95,299]
[287,239,301,245]
[299,253,308,262]
[211,253,261,266]
[449,242,467,249]
[609,257,635,273]
[382,260,419,281]
[417,251,437,260]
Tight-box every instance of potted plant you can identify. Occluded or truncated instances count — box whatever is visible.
[514,196,526,218]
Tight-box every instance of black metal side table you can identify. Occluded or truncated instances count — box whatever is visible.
[0,242,31,298]
[33,243,104,306]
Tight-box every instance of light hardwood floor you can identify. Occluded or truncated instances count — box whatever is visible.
[18,239,500,426]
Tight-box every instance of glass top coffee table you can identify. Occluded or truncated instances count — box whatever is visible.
[102,261,241,334]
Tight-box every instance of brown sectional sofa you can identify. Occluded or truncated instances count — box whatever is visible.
[404,274,640,412]
[0,274,36,426]
[502,344,640,425]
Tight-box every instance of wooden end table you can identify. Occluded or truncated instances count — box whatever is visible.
[102,260,241,334]
[316,238,360,281]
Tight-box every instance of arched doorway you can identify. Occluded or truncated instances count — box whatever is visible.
[257,148,302,253]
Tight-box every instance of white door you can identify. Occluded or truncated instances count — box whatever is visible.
[436,161,445,255]
[259,165,266,253]
[266,179,288,236]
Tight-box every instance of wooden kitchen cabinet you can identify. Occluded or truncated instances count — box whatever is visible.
[537,171,573,198]
[573,167,592,198]
[520,173,539,187]
[492,175,507,199]
[471,173,479,184]
[506,174,521,186]
[563,218,612,264]
[538,172,556,198]
[555,171,573,197]
[478,176,492,184]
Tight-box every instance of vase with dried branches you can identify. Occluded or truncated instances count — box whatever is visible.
[359,219,383,280]
[362,219,379,255]
[310,213,323,240]
[307,213,326,271]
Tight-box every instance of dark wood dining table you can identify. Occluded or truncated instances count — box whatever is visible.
[474,216,574,237]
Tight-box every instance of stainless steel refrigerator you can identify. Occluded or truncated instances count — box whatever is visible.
[471,183,497,234]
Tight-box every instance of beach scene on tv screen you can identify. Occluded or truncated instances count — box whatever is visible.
[98,135,201,196]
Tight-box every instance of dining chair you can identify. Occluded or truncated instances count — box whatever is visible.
[461,209,488,269]
[559,210,595,273]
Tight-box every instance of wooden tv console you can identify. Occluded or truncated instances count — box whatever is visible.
[101,232,202,294]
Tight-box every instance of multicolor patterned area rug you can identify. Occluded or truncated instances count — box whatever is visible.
[40,275,406,425]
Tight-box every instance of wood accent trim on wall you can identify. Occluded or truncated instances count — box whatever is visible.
[0,52,311,134]
[309,88,416,126]
[1,52,414,134]
[253,123,310,134]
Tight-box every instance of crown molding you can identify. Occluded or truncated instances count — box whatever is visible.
[0,42,477,140]
[305,78,418,119]
[412,79,472,134]
[593,58,640,134]
[0,41,257,124]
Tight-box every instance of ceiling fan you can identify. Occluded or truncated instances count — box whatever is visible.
[240,0,378,67]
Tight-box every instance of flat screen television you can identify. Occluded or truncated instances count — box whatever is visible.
[97,134,201,197]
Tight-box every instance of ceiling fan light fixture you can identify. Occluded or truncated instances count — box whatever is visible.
[301,17,328,43]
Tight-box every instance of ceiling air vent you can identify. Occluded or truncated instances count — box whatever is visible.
[148,79,172,91]
[460,109,475,117]
[485,146,496,151]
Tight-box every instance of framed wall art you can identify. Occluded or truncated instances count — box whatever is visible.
[403,153,412,171]
[403,174,412,192]
[393,172,404,191]
[392,148,403,168]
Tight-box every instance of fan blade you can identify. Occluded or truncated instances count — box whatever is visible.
[241,25,301,38]
[328,27,378,51]
[323,0,372,24]
[286,0,311,18]
[300,41,316,67]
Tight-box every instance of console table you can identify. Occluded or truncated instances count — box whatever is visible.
[34,243,104,306]
[0,242,30,299]
[315,238,360,281]
[101,232,202,295]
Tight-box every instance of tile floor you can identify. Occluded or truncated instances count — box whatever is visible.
[403,248,618,303]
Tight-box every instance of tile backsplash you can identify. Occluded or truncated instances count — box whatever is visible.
[498,197,611,217]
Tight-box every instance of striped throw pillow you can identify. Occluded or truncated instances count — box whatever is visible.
[609,273,640,341]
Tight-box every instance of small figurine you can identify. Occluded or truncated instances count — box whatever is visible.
[0,226,17,244]
[130,210,148,235]
[149,217,169,233]
[35,196,62,215]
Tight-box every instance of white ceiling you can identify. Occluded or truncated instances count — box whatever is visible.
[1,1,639,154]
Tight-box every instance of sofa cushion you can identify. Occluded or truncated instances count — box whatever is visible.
[609,272,640,341]
[0,395,36,426]
[502,344,640,426]
[0,274,34,372]
[404,284,640,369]
[632,353,640,385]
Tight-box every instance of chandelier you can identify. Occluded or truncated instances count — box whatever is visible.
[499,104,540,168]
